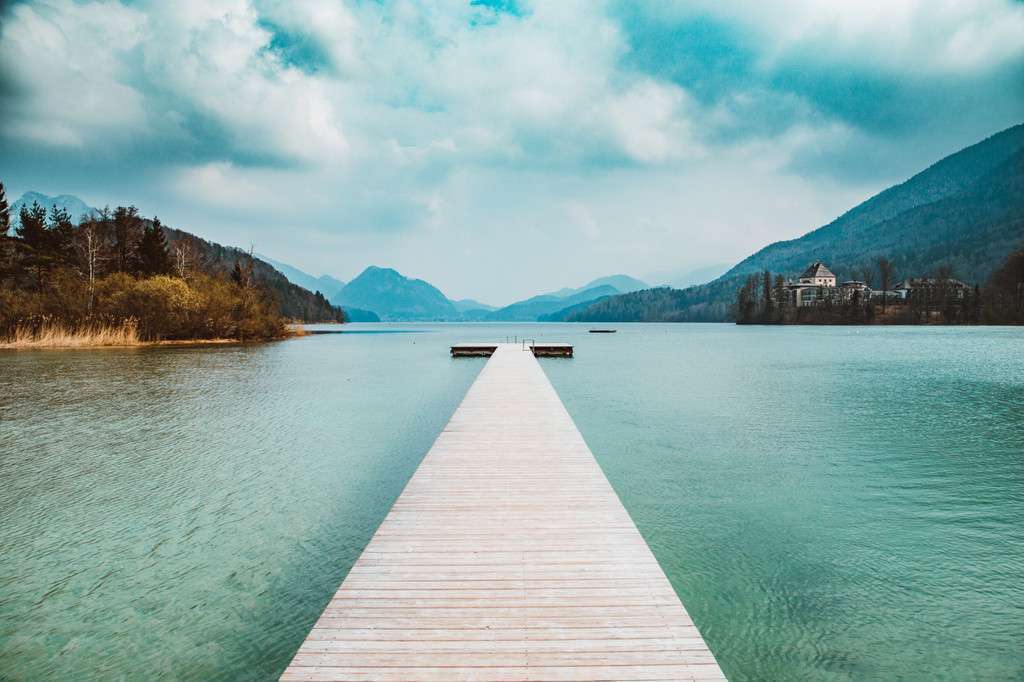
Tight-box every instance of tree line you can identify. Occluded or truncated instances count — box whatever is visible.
[0,181,293,341]
[735,253,1024,325]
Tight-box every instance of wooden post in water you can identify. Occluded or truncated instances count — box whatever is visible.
[282,344,724,681]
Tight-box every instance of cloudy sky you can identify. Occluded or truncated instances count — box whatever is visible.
[1,0,1022,303]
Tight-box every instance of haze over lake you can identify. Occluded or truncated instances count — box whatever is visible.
[2,325,1022,680]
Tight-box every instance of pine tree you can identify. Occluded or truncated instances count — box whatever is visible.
[231,258,252,287]
[735,274,759,322]
[774,274,786,321]
[762,270,772,319]
[0,182,12,285]
[47,204,76,264]
[112,205,142,273]
[14,202,50,287]
[231,249,255,288]
[136,217,171,275]
[16,201,48,248]
[0,181,9,236]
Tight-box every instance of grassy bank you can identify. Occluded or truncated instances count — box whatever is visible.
[0,320,304,349]
[1,320,140,348]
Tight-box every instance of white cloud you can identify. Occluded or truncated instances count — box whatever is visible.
[2,0,1020,302]
[0,0,147,146]
[0,0,348,162]
[604,80,704,163]
[20,0,1009,172]
[138,0,348,164]
[257,0,360,73]
[172,161,279,212]
[646,0,1024,76]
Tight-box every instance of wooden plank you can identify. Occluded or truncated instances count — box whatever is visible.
[282,344,724,681]
[298,638,711,653]
[304,626,705,642]
[282,665,725,681]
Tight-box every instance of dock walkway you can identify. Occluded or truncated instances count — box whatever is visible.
[282,344,724,681]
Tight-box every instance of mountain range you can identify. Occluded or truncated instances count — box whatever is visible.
[258,255,346,299]
[250,244,655,321]
[6,189,646,323]
[301,265,648,321]
[553,122,1024,322]
[546,275,648,298]
[17,122,1018,325]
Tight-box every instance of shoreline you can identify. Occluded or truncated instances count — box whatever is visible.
[0,327,310,350]
[0,337,272,350]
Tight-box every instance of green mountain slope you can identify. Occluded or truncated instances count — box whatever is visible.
[161,226,344,322]
[559,123,1024,323]
[340,307,381,322]
[538,294,615,322]
[719,123,1024,283]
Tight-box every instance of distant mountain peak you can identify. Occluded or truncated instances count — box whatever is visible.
[9,191,96,229]
[579,274,647,293]
[335,266,457,321]
[359,265,402,278]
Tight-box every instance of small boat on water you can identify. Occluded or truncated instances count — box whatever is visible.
[589,329,617,333]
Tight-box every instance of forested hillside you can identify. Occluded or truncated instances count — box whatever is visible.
[558,124,1024,323]
[0,186,342,344]
[160,225,342,322]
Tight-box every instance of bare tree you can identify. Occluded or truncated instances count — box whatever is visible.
[77,208,110,313]
[173,237,198,280]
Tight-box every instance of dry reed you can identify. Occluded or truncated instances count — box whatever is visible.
[0,320,141,349]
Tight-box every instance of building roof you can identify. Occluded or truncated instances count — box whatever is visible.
[801,262,835,279]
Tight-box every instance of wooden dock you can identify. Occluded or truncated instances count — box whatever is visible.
[451,342,573,358]
[282,344,724,681]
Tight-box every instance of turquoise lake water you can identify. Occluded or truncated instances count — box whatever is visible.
[1,324,1022,680]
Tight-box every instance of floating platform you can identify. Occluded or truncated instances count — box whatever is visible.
[451,342,573,358]
[281,344,723,681]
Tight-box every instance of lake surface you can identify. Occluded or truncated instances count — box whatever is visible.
[2,324,1022,680]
